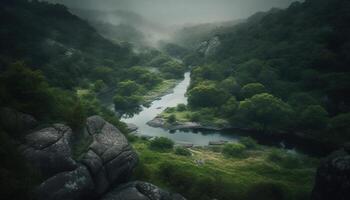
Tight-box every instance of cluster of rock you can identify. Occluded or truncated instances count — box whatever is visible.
[196,36,221,56]
[312,147,350,200]
[17,114,185,200]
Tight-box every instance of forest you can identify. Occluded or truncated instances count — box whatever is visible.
[0,0,349,200]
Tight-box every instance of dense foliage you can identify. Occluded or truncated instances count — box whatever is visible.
[182,0,350,147]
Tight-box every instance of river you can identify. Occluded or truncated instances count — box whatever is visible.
[122,72,241,146]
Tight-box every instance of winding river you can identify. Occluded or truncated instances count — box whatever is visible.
[122,72,241,146]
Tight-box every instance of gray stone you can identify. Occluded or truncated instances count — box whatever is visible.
[22,124,77,178]
[101,181,186,200]
[126,123,138,132]
[83,116,138,195]
[36,165,94,200]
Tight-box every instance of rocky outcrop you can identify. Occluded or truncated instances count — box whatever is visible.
[312,149,350,200]
[21,124,77,178]
[82,116,138,196]
[20,116,138,200]
[101,181,186,200]
[197,36,221,56]
[20,115,185,200]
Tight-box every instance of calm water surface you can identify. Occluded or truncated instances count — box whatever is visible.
[122,72,240,146]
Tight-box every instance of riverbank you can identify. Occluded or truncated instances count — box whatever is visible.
[131,138,318,200]
[146,114,339,156]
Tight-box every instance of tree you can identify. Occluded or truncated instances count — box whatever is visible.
[116,80,143,96]
[241,83,267,99]
[93,80,106,93]
[220,77,241,97]
[188,84,230,108]
[221,97,239,117]
[113,94,142,111]
[299,105,329,131]
[0,62,53,119]
[237,93,293,131]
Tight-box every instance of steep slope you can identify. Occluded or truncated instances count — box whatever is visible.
[0,0,137,89]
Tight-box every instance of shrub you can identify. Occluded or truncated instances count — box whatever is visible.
[149,137,174,151]
[189,112,201,122]
[167,114,177,124]
[222,143,246,157]
[174,147,191,156]
[239,137,258,149]
[177,104,187,111]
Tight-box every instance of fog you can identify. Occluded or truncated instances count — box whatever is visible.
[45,0,300,47]
[47,0,298,25]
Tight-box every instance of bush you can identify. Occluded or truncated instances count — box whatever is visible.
[222,143,246,157]
[177,104,187,111]
[239,137,258,149]
[174,147,191,156]
[167,114,177,124]
[149,137,174,151]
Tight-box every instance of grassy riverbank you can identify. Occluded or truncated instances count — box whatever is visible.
[131,138,318,200]
[142,79,179,106]
[160,105,230,128]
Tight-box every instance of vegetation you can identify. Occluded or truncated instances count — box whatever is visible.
[175,0,350,148]
[149,137,175,151]
[132,138,318,200]
[222,143,247,157]
[174,147,192,157]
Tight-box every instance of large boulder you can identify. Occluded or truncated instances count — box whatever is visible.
[21,124,77,178]
[312,149,350,200]
[36,165,94,200]
[101,181,186,200]
[81,116,138,195]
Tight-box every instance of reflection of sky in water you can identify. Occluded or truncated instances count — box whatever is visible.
[122,72,240,146]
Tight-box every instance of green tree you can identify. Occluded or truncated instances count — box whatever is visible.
[116,80,143,96]
[241,83,267,99]
[0,62,53,119]
[220,77,241,97]
[188,84,230,108]
[221,97,239,117]
[93,80,106,93]
[299,105,329,131]
[237,93,293,131]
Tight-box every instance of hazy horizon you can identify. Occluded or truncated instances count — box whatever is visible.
[45,0,300,26]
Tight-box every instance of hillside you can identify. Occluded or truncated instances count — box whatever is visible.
[163,0,350,149]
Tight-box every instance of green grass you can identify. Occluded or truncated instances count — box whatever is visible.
[131,139,318,200]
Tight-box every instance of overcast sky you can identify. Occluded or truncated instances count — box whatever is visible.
[46,0,299,25]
